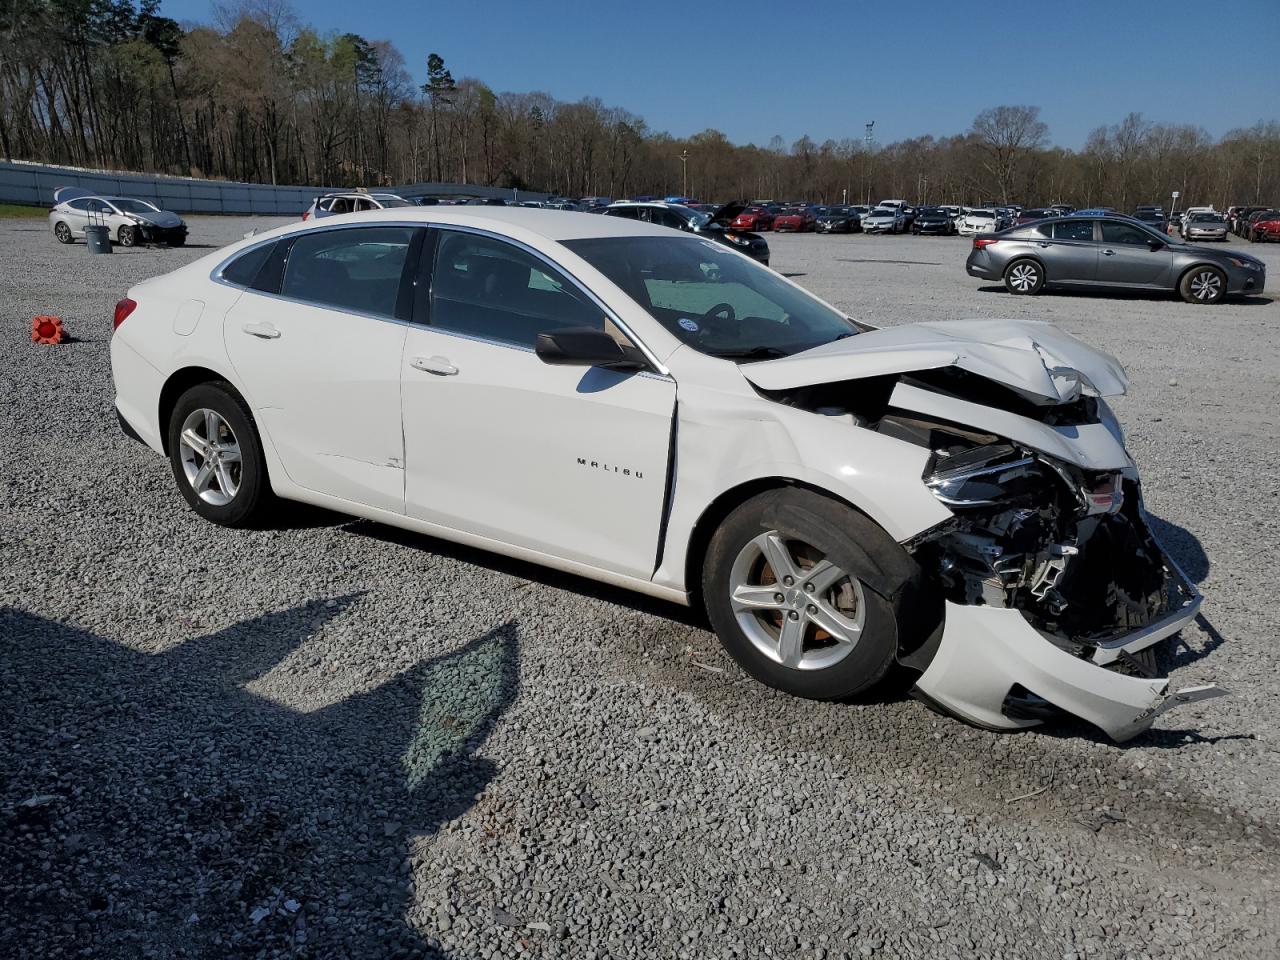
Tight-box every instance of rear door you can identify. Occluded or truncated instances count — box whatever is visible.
[400,228,676,578]
[62,199,92,236]
[1097,219,1173,287]
[1045,219,1100,284]
[224,225,421,513]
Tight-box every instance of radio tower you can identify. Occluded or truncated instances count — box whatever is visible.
[864,121,875,147]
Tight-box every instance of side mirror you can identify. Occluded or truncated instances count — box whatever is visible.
[535,327,646,370]
[1147,238,1165,251]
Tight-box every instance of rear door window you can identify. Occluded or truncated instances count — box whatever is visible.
[280,226,416,318]
[1053,220,1096,242]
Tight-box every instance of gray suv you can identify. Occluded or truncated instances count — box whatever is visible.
[965,215,1265,304]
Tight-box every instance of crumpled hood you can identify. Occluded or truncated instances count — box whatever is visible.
[133,210,184,228]
[740,318,1128,404]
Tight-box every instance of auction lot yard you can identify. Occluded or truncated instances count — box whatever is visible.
[3,215,1279,959]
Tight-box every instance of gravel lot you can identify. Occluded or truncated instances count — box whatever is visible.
[2,214,1278,959]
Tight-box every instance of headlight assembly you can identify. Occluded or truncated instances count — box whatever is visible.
[1228,257,1259,270]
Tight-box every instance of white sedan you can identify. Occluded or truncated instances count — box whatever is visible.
[110,207,1222,740]
[860,209,905,234]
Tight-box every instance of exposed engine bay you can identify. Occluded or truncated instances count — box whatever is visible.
[763,372,1187,657]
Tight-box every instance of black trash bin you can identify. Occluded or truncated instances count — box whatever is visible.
[85,225,112,254]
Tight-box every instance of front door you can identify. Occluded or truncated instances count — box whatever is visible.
[1097,220,1173,286]
[401,228,675,579]
[224,224,420,513]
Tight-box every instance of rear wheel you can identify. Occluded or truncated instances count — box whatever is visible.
[703,488,928,700]
[167,382,273,526]
[53,221,74,244]
[1179,265,1227,304]
[1004,258,1044,295]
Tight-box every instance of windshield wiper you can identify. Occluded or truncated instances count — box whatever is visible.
[711,346,791,362]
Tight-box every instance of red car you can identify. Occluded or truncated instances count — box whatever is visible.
[1249,211,1280,242]
[772,206,816,232]
[730,205,775,231]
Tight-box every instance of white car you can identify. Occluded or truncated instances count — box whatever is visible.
[302,192,414,221]
[49,187,188,246]
[958,208,998,236]
[861,209,904,234]
[109,207,1223,740]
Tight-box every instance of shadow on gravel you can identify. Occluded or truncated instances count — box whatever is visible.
[0,601,521,958]
[975,284,1274,306]
[348,520,707,629]
[1145,514,1210,583]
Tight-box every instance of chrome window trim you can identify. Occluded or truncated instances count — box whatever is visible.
[210,219,670,377]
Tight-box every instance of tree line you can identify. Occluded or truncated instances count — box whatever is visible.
[3,0,1279,209]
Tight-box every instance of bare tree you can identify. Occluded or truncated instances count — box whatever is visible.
[970,105,1049,204]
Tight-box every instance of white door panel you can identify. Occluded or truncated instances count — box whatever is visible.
[224,292,407,512]
[402,330,675,579]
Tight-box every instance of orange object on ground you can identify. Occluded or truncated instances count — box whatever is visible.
[32,315,65,344]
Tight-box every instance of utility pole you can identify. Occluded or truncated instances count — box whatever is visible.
[679,149,690,198]
[863,122,875,204]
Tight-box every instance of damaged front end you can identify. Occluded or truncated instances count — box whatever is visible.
[891,413,1222,740]
[750,340,1226,741]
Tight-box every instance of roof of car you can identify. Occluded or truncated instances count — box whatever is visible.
[248,206,683,246]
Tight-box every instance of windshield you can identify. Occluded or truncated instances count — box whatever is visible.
[920,208,945,216]
[563,235,858,361]
[969,210,994,219]
[823,208,848,216]
[1190,212,1223,222]
[111,198,160,214]
[374,196,413,208]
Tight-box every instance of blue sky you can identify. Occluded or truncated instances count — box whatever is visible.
[161,0,1280,148]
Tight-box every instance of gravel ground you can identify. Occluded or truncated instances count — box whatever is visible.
[1,214,1278,959]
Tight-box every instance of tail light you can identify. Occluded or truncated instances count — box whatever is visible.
[113,297,137,331]
[301,210,310,221]
[973,237,1000,249]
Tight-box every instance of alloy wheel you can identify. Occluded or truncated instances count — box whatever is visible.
[1189,269,1222,301]
[728,531,866,671]
[178,408,242,506]
[54,222,71,242]
[1008,262,1040,292]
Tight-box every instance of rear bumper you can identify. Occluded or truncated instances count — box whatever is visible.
[914,563,1220,742]
[965,255,1000,280]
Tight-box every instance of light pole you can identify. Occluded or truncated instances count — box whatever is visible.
[679,149,689,198]
[921,177,928,205]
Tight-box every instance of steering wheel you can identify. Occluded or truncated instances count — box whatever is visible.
[703,302,736,323]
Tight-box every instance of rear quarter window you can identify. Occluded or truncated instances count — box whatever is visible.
[220,242,276,289]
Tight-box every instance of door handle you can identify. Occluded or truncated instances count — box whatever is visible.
[242,321,280,339]
[1102,249,1116,256]
[411,355,458,376]
[1037,241,1050,248]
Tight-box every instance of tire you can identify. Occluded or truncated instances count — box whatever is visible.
[1179,264,1227,304]
[53,221,74,244]
[119,225,138,247]
[1003,257,1045,295]
[702,487,934,700]
[167,381,274,526]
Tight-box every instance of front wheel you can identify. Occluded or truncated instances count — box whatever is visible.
[1004,258,1044,295]
[167,381,273,526]
[119,225,139,247]
[1179,265,1227,304]
[702,488,927,700]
